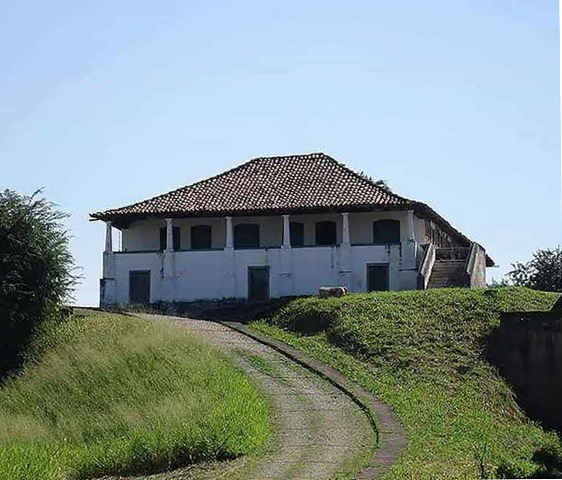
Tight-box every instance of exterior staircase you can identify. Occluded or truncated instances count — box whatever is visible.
[418,244,488,290]
[427,259,469,288]
[424,247,471,289]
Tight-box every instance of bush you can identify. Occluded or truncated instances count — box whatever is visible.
[507,246,562,292]
[0,190,75,377]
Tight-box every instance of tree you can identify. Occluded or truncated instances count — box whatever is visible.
[356,170,392,192]
[0,190,76,376]
[506,246,562,292]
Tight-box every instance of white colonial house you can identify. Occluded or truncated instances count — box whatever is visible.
[91,153,494,306]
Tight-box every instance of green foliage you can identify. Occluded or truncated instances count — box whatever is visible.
[507,246,562,292]
[0,311,271,480]
[355,170,392,192]
[254,287,562,479]
[0,189,76,377]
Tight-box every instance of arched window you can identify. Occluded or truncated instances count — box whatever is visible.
[234,224,260,249]
[315,221,337,246]
[191,225,212,250]
[290,222,304,246]
[372,219,400,244]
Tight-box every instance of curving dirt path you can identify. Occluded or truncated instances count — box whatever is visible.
[142,314,376,480]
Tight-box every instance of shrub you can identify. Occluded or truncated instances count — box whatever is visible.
[0,190,75,377]
[507,246,562,292]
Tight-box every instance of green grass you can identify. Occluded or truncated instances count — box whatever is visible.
[251,287,562,479]
[0,310,271,480]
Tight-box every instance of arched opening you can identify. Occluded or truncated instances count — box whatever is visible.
[234,224,260,249]
[191,225,212,250]
[315,221,337,246]
[290,221,304,246]
[372,219,401,244]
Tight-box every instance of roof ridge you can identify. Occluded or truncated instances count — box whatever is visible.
[321,154,413,204]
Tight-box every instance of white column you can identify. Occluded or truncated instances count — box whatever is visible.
[280,214,293,295]
[282,214,291,248]
[166,218,174,251]
[102,221,116,304]
[225,216,233,249]
[341,212,350,246]
[104,221,113,252]
[401,210,417,274]
[406,210,415,242]
[222,216,235,297]
[339,212,352,289]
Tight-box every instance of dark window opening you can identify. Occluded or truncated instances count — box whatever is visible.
[129,271,151,304]
[290,222,304,246]
[372,219,400,244]
[315,221,337,246]
[159,226,181,251]
[367,264,389,292]
[234,224,260,249]
[191,225,212,250]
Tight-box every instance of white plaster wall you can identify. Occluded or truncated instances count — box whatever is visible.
[289,213,343,246]
[122,218,226,251]
[349,211,410,244]
[173,218,226,249]
[113,252,163,303]
[291,247,340,294]
[414,216,427,243]
[174,250,227,300]
[231,216,283,248]
[348,245,393,291]
[122,219,165,251]
[120,211,421,252]
[109,241,418,304]
[233,248,281,297]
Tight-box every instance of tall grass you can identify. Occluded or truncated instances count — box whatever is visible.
[253,287,562,479]
[0,311,271,480]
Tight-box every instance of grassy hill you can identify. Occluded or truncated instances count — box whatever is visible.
[252,287,562,479]
[0,310,271,480]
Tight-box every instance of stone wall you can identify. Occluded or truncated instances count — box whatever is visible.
[495,310,562,431]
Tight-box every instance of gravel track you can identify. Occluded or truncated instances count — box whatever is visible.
[142,315,375,480]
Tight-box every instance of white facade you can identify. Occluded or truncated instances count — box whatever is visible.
[101,210,427,305]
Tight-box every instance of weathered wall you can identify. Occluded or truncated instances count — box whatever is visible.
[469,243,487,288]
[495,311,562,431]
[106,243,413,304]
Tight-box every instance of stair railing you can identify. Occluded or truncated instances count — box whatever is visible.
[465,242,484,287]
[418,243,436,290]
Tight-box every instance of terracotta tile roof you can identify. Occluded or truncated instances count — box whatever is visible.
[91,153,413,221]
[90,152,494,266]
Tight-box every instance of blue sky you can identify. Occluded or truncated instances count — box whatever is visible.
[1,1,559,306]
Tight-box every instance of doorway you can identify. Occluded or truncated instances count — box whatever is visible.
[129,271,151,304]
[367,264,389,292]
[248,266,270,301]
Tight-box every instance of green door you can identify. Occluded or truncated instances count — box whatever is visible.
[129,271,151,304]
[367,264,389,292]
[248,267,269,301]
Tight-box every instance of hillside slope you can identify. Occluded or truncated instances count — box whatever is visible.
[0,310,271,480]
[253,287,562,479]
